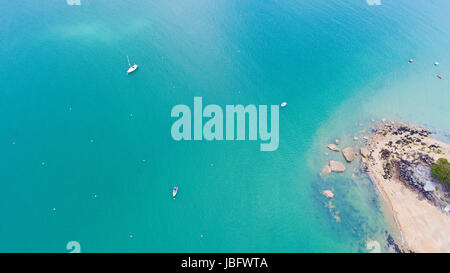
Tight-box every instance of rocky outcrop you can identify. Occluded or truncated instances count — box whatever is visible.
[395,160,438,203]
[361,121,450,252]
[342,147,355,162]
[329,160,346,172]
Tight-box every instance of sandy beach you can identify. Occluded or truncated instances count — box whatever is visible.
[362,121,450,252]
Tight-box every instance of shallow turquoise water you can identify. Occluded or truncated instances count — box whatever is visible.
[0,0,449,252]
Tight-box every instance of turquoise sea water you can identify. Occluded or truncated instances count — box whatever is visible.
[0,0,449,252]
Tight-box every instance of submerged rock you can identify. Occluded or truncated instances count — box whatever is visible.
[327,144,340,152]
[330,160,346,172]
[386,232,402,253]
[322,190,334,199]
[342,147,355,162]
[322,164,331,174]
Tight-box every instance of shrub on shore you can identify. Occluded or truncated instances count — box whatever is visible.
[431,158,450,186]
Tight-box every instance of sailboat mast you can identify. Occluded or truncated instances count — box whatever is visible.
[127,55,131,67]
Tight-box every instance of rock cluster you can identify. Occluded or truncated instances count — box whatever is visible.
[395,160,437,202]
[356,121,450,252]
[382,161,393,179]
[364,121,449,208]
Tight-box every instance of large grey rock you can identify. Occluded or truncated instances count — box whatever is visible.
[342,147,355,162]
[329,160,346,172]
[327,144,340,152]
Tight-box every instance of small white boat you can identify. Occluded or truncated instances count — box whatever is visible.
[126,55,138,74]
[434,61,439,66]
[172,186,178,198]
[127,64,138,74]
[281,102,287,108]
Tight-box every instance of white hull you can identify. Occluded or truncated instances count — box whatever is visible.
[173,187,178,198]
[127,64,138,74]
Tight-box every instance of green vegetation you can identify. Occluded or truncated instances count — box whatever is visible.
[430,158,450,186]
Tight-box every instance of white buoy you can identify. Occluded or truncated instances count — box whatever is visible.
[281,102,287,108]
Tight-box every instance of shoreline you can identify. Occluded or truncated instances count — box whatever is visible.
[362,121,450,252]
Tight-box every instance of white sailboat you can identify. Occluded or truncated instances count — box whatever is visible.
[172,186,178,198]
[126,55,138,74]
